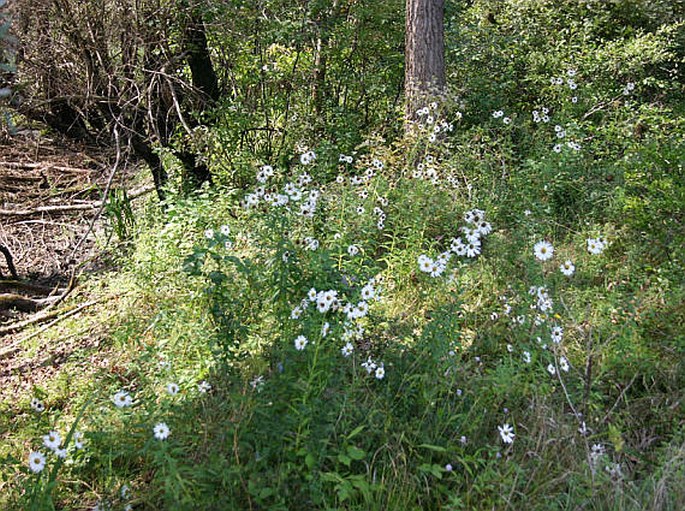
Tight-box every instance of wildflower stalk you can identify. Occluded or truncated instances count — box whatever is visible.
[30,394,93,510]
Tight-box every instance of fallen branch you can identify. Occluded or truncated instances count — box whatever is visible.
[0,293,61,312]
[0,280,56,295]
[0,244,18,279]
[0,161,96,173]
[0,299,100,358]
[0,270,75,319]
[0,184,155,217]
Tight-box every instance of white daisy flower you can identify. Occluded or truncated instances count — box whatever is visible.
[28,451,46,473]
[112,391,133,408]
[587,237,606,255]
[73,431,84,450]
[294,335,309,351]
[43,431,61,451]
[498,424,515,444]
[375,365,385,380]
[465,239,481,258]
[361,283,375,301]
[533,240,554,261]
[361,357,377,374]
[547,363,556,375]
[166,383,179,396]
[475,221,492,236]
[153,422,170,441]
[560,260,575,276]
[341,342,354,357]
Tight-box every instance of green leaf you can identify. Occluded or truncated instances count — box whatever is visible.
[418,444,447,453]
[419,463,444,479]
[305,452,316,469]
[259,487,274,499]
[346,425,365,440]
[346,445,366,460]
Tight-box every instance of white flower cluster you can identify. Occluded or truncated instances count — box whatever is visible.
[300,150,317,165]
[304,236,319,251]
[587,236,607,255]
[528,285,553,313]
[456,208,492,252]
[243,155,321,218]
[418,210,492,277]
[418,252,451,277]
[532,106,551,123]
[30,397,45,413]
[589,443,606,474]
[309,287,341,314]
[28,429,85,474]
[411,154,441,184]
[361,356,385,379]
[338,153,354,164]
[256,164,275,183]
[550,68,578,91]
[415,102,457,141]
[492,110,512,125]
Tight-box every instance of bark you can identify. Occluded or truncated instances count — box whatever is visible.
[184,11,220,105]
[0,245,18,279]
[405,0,445,122]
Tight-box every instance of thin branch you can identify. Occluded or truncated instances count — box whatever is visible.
[0,299,100,357]
[0,184,155,217]
[67,124,123,261]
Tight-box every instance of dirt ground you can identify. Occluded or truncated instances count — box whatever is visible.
[0,130,118,280]
[0,129,145,401]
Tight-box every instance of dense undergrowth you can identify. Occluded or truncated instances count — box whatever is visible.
[2,1,685,510]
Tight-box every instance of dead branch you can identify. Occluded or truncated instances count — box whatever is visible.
[0,161,96,173]
[0,293,61,312]
[0,299,100,357]
[0,280,56,294]
[0,184,155,217]
[68,124,122,261]
[0,244,19,279]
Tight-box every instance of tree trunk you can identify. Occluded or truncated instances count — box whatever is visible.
[184,11,220,105]
[405,0,445,124]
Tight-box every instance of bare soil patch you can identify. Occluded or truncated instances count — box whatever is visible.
[0,130,149,401]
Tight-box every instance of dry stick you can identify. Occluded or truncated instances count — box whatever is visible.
[0,279,56,294]
[0,244,18,278]
[0,161,95,173]
[0,185,155,218]
[0,262,80,333]
[0,306,64,337]
[0,293,61,312]
[0,299,100,358]
[67,125,122,262]
[601,373,638,425]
